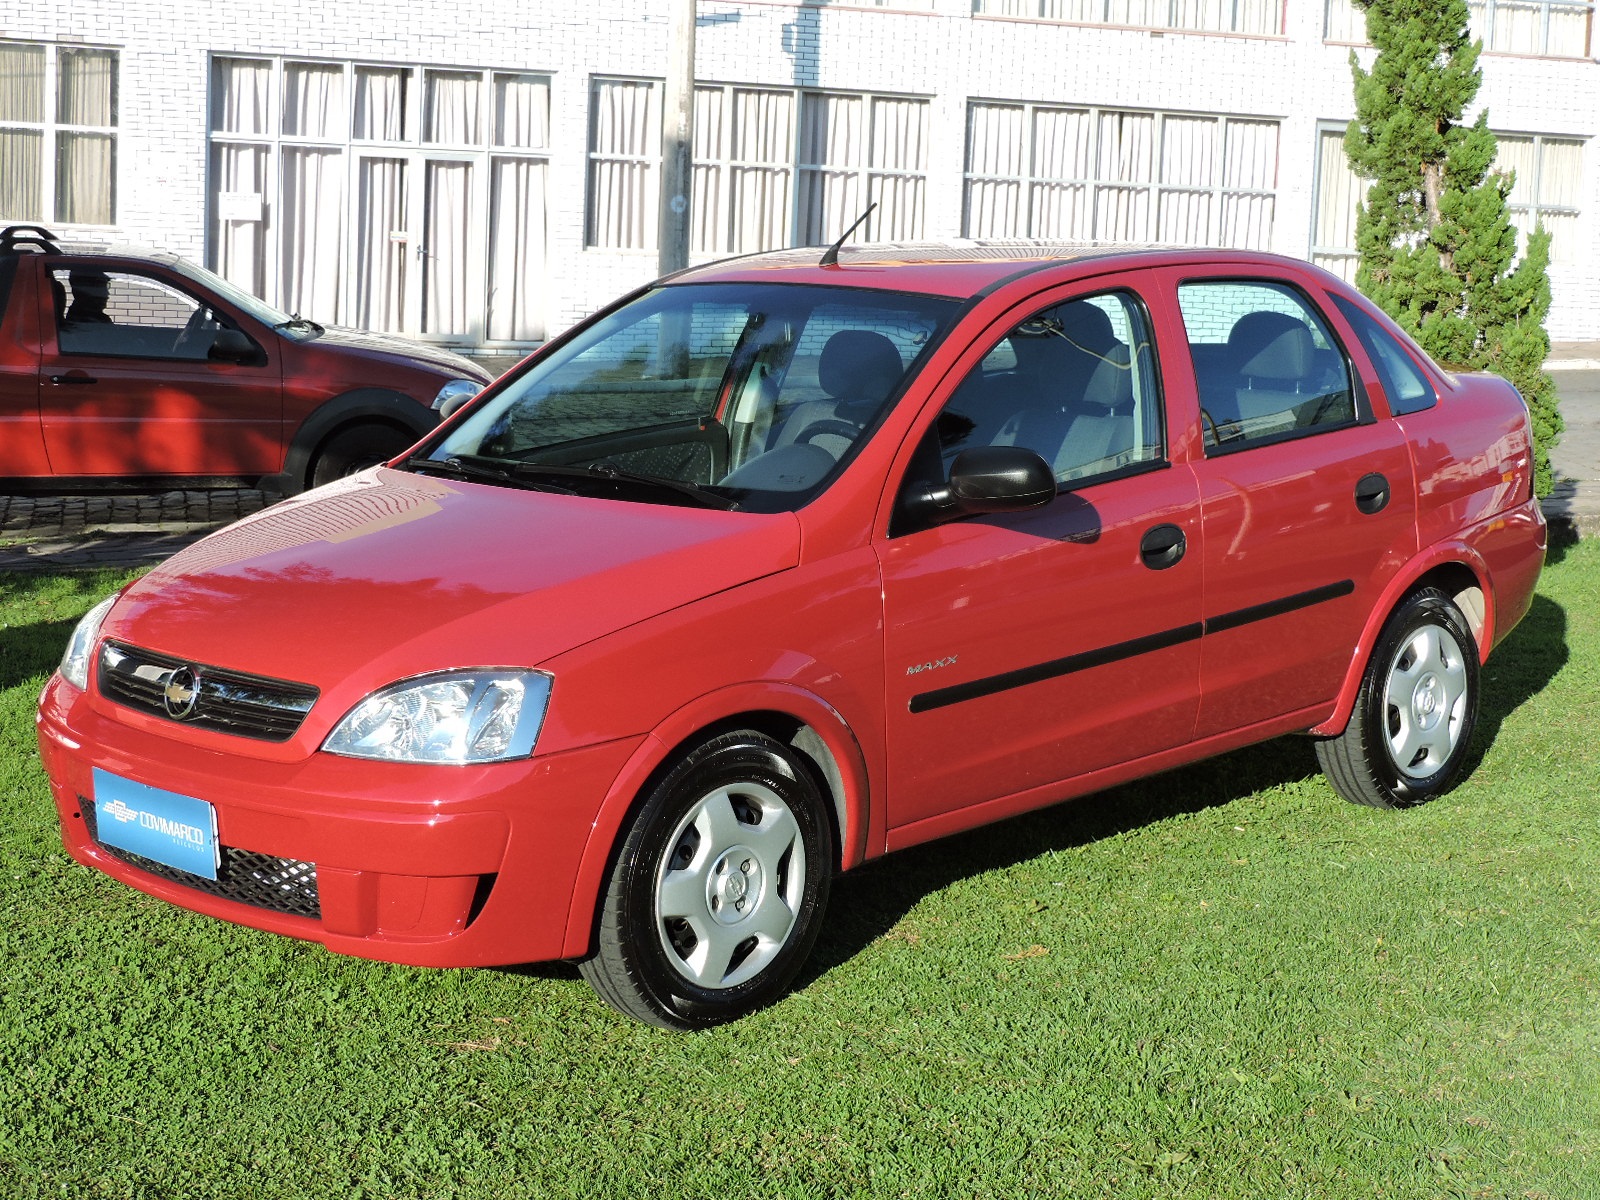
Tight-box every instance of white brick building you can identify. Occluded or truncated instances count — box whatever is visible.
[3,0,1594,355]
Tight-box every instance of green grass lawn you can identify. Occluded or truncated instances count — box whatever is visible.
[2,542,1597,1199]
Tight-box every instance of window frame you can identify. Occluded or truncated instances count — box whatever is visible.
[0,40,119,228]
[1323,0,1594,57]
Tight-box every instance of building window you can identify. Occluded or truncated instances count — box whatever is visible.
[0,41,118,226]
[208,56,550,344]
[975,0,1283,35]
[587,79,929,254]
[1497,134,1584,264]
[1312,124,1585,271]
[964,100,1279,249]
[1325,0,1593,56]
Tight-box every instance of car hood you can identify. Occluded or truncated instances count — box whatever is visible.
[307,326,493,381]
[104,468,800,699]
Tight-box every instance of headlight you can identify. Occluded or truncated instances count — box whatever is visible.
[431,378,483,415]
[59,594,117,691]
[323,670,551,765]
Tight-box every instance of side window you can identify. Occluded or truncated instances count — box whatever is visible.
[1331,295,1437,416]
[933,291,1164,486]
[1179,280,1357,453]
[53,268,218,361]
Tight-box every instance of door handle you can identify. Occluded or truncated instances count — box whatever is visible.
[1139,522,1187,571]
[1354,472,1390,515]
[49,371,97,386]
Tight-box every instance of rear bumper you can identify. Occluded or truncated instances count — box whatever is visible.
[37,673,640,967]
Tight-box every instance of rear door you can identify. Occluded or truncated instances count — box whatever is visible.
[878,281,1203,842]
[37,262,283,477]
[1174,274,1418,737]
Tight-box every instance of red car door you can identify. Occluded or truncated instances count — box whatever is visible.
[36,262,282,477]
[0,253,52,476]
[1172,274,1419,738]
[878,283,1203,845]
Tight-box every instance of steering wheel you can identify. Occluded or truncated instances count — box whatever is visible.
[173,305,217,357]
[793,419,861,449]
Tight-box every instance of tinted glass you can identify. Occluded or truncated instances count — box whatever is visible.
[1179,280,1356,453]
[1332,294,1437,416]
[431,282,958,512]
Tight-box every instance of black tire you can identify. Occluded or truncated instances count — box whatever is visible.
[579,730,833,1030]
[308,424,417,488]
[1316,588,1480,809]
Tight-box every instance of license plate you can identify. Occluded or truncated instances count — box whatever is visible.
[92,768,220,881]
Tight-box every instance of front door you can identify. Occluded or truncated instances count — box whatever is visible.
[878,284,1204,842]
[37,264,282,477]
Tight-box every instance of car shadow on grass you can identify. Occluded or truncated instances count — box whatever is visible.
[800,589,1570,992]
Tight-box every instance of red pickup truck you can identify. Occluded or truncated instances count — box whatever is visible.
[0,225,491,492]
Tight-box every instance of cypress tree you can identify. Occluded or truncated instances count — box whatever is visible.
[1345,0,1561,497]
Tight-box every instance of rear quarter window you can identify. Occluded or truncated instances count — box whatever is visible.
[1331,295,1438,416]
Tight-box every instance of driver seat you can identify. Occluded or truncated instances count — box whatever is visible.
[774,330,904,458]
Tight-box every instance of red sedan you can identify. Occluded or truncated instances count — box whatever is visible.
[37,243,1545,1028]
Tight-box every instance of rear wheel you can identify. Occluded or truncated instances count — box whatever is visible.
[308,424,416,488]
[580,730,832,1030]
[1316,588,1479,809]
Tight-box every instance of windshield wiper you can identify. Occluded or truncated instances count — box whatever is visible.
[516,461,739,510]
[401,454,574,494]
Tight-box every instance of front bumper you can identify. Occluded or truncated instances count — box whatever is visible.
[37,674,641,968]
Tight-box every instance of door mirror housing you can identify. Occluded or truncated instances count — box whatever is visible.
[905,445,1057,527]
[209,327,264,365]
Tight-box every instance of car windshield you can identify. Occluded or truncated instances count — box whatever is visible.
[163,256,298,331]
[417,282,958,512]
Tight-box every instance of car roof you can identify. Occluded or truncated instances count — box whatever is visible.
[666,240,1319,298]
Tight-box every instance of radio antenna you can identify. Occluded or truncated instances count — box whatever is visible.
[819,203,877,267]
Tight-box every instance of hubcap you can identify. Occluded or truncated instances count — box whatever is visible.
[655,782,805,990]
[1383,623,1469,780]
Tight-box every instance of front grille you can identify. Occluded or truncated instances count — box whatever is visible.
[81,798,321,920]
[98,641,318,742]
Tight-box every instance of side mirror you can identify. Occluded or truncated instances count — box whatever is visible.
[208,327,264,365]
[905,445,1057,526]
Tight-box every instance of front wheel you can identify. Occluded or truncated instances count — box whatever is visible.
[580,730,832,1030]
[1316,588,1480,809]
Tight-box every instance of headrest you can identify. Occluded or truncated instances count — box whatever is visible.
[818,330,904,403]
[1055,301,1116,354]
[1079,350,1135,411]
[1240,326,1314,382]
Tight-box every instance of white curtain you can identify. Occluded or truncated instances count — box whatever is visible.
[354,67,406,141]
[281,147,344,320]
[357,157,408,331]
[494,73,549,149]
[1218,118,1278,249]
[1094,110,1155,241]
[1544,2,1591,54]
[964,103,1024,238]
[798,93,863,244]
[0,43,44,121]
[730,89,792,253]
[56,134,113,224]
[211,142,267,294]
[587,79,658,249]
[1032,106,1092,239]
[489,157,546,341]
[423,161,474,335]
[1537,138,1582,261]
[283,62,343,138]
[1159,117,1221,244]
[0,130,42,220]
[868,95,929,242]
[212,58,270,135]
[1312,127,1360,276]
[425,70,480,145]
[691,86,725,254]
[1324,0,1366,41]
